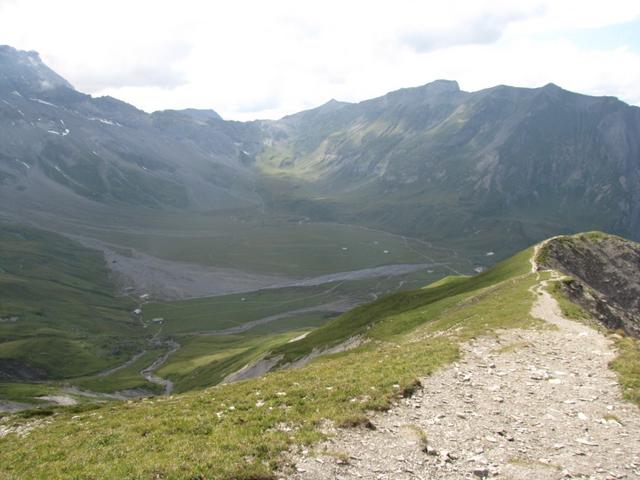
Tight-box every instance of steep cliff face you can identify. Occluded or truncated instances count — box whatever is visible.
[539,232,640,337]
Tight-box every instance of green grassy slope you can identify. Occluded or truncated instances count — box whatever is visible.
[271,248,533,363]
[0,224,143,380]
[0,216,455,402]
[144,284,345,335]
[73,349,166,395]
[145,272,436,337]
[0,243,543,479]
[140,274,439,394]
[157,331,305,392]
[611,336,640,405]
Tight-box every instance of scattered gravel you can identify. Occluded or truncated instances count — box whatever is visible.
[288,278,640,479]
[0,418,51,438]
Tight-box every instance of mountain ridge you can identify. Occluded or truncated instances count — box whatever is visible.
[1,44,640,262]
[1,231,638,479]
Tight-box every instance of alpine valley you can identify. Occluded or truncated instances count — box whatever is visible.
[0,45,639,480]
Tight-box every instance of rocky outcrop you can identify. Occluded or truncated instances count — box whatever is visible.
[539,232,640,337]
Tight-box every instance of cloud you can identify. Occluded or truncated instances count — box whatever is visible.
[0,0,195,91]
[400,8,545,52]
[0,0,639,120]
[234,95,283,114]
[67,41,192,91]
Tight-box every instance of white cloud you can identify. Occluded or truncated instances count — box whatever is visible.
[0,0,639,119]
[399,5,546,52]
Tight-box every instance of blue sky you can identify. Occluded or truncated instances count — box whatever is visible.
[0,0,639,119]
[563,18,640,52]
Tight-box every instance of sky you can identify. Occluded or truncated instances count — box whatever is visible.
[1,0,639,120]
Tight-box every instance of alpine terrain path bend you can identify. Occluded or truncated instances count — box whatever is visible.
[289,248,640,480]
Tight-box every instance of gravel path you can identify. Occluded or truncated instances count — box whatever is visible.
[289,275,640,479]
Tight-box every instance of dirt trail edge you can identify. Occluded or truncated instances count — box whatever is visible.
[289,247,640,480]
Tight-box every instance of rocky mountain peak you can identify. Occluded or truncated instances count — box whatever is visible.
[0,45,73,93]
[421,78,461,93]
[378,79,464,107]
[176,108,223,122]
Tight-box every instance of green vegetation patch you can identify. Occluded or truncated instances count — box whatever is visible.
[0,224,144,381]
[0,246,543,479]
[0,383,59,405]
[74,349,165,395]
[547,280,593,323]
[157,331,302,393]
[145,285,345,335]
[272,248,534,363]
[610,336,640,405]
[423,274,470,289]
[0,337,121,379]
[75,211,468,277]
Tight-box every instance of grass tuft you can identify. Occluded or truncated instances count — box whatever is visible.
[610,336,640,405]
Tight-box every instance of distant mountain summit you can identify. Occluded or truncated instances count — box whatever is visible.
[259,77,640,255]
[0,45,72,92]
[171,108,223,122]
[0,45,261,215]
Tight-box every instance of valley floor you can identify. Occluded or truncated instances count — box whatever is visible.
[1,240,638,479]
[288,279,640,479]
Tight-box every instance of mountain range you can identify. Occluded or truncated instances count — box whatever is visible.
[1,44,640,257]
[1,44,640,479]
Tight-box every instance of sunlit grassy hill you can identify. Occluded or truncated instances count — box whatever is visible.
[0,225,142,381]
[1,233,638,480]
[0,242,544,478]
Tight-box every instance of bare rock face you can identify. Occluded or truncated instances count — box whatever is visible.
[539,233,640,337]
